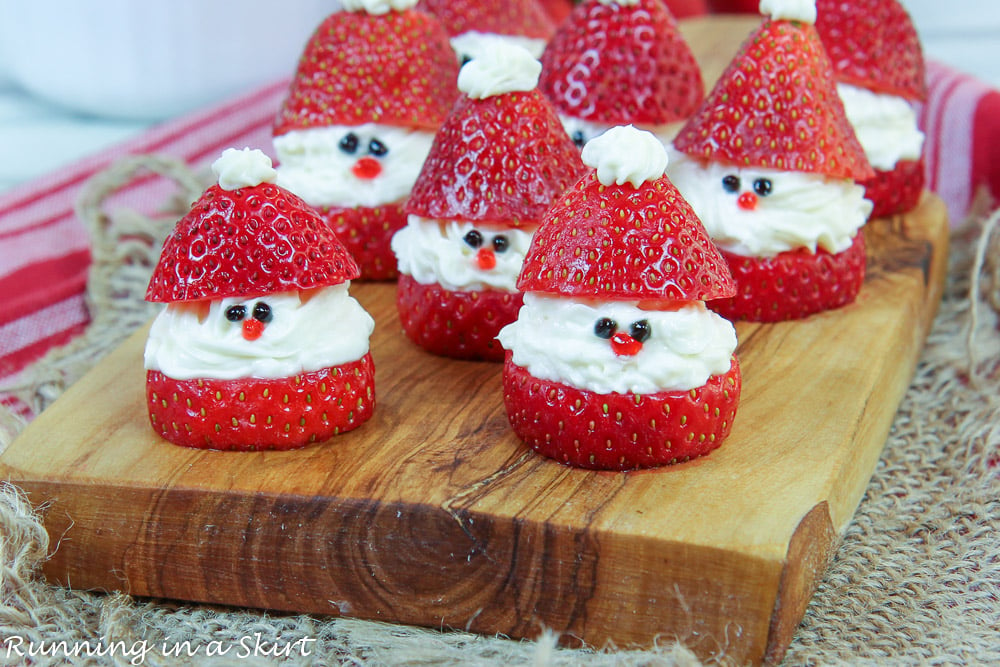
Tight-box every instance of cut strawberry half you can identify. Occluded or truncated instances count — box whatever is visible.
[320,203,407,281]
[861,158,925,220]
[672,17,873,182]
[539,0,703,126]
[814,0,926,102]
[503,353,741,470]
[396,275,523,361]
[273,9,459,135]
[518,171,734,301]
[147,183,359,303]
[405,89,584,227]
[710,231,867,322]
[146,354,375,451]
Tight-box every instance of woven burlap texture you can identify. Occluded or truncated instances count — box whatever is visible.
[0,157,997,666]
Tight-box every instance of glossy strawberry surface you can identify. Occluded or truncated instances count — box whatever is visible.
[146,183,359,303]
[710,231,867,322]
[406,90,584,227]
[539,0,703,125]
[861,158,925,219]
[321,203,407,281]
[815,0,926,101]
[418,0,555,40]
[517,171,734,301]
[503,353,741,470]
[396,275,523,361]
[673,18,873,181]
[146,354,375,451]
[273,9,459,135]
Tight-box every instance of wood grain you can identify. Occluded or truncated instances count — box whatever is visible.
[0,17,950,665]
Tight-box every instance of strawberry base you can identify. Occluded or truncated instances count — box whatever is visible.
[503,354,741,470]
[396,274,523,361]
[320,203,407,281]
[860,158,925,219]
[710,232,867,322]
[146,354,375,451]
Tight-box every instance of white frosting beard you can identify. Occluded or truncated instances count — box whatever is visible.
[144,284,374,381]
[391,216,535,292]
[837,83,925,171]
[450,31,547,64]
[498,293,737,395]
[560,115,679,152]
[274,123,435,208]
[666,148,871,257]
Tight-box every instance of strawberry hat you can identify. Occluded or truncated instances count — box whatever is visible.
[405,44,584,228]
[539,0,704,126]
[417,0,556,41]
[273,0,459,136]
[814,0,926,101]
[672,0,873,181]
[147,148,359,303]
[518,125,734,302]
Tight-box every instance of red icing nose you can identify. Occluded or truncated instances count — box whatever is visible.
[610,332,643,356]
[242,319,265,341]
[476,247,497,270]
[352,156,382,180]
[737,191,758,211]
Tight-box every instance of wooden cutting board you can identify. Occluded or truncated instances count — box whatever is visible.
[0,17,950,666]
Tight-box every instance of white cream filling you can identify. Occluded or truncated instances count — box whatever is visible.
[837,83,925,171]
[457,41,542,99]
[581,125,668,187]
[274,123,435,208]
[450,31,547,64]
[144,284,374,381]
[391,216,535,292]
[559,115,679,152]
[498,293,737,395]
[341,0,417,14]
[666,148,871,257]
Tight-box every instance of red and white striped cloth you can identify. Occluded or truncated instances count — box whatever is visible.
[1,64,997,420]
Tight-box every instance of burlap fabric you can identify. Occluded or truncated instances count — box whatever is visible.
[0,158,997,665]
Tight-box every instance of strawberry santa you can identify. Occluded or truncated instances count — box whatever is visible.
[667,0,875,322]
[272,0,459,280]
[391,43,584,361]
[144,148,376,451]
[418,0,557,63]
[814,0,927,218]
[499,126,740,470]
[538,0,704,150]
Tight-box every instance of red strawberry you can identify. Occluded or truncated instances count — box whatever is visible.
[273,9,459,135]
[146,182,359,303]
[396,275,522,361]
[320,203,407,281]
[672,16,874,182]
[539,0,703,126]
[405,89,584,227]
[814,0,926,102]
[518,171,734,301]
[503,353,741,470]
[710,230,867,322]
[418,0,556,41]
[146,355,375,451]
[862,158,925,219]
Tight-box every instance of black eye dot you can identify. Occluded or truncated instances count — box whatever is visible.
[368,138,388,157]
[460,54,473,67]
[722,175,740,193]
[594,317,617,340]
[339,133,359,154]
[492,235,509,252]
[571,131,586,149]
[225,305,246,322]
[463,230,483,249]
[753,178,773,196]
[252,302,272,323]
[630,319,651,343]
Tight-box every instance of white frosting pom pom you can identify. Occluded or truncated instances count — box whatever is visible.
[457,43,542,100]
[341,0,418,15]
[759,0,816,23]
[581,125,668,188]
[211,148,277,191]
